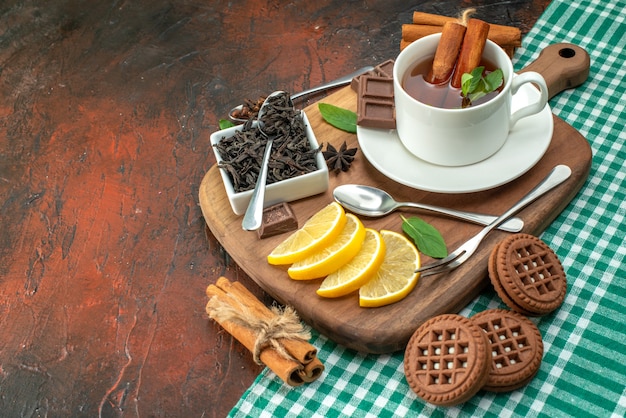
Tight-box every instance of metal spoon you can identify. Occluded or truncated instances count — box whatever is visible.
[241,91,294,231]
[228,66,374,123]
[333,184,524,233]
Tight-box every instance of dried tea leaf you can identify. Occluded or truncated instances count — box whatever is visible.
[400,215,447,259]
[318,103,357,133]
[214,98,320,193]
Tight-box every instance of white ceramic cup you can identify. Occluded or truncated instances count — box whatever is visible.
[393,34,548,166]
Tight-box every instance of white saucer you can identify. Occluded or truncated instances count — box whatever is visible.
[357,83,553,193]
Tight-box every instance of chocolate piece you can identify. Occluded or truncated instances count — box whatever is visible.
[357,75,395,129]
[374,59,395,78]
[360,76,394,99]
[350,59,395,92]
[257,202,298,239]
[357,99,395,129]
[350,69,377,92]
[353,61,397,129]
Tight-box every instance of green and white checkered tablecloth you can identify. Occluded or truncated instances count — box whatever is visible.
[230,0,626,416]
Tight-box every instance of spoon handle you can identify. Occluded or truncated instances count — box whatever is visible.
[481,165,572,235]
[399,202,524,233]
[290,66,374,100]
[242,139,274,231]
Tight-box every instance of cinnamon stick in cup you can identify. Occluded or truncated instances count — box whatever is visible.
[426,21,466,84]
[451,18,490,88]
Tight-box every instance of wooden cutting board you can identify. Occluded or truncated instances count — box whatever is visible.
[200,44,592,353]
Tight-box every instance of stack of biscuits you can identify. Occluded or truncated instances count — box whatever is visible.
[404,233,567,406]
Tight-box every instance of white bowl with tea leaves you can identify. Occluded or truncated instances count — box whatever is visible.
[210,111,328,216]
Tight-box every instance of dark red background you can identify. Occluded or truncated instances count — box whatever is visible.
[0,1,549,416]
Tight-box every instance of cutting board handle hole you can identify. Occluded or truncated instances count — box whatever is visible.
[559,48,576,59]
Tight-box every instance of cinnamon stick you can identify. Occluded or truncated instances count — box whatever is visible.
[401,9,521,59]
[412,11,454,27]
[215,277,317,364]
[402,23,520,49]
[301,356,325,382]
[451,18,491,88]
[502,44,515,58]
[412,11,521,45]
[205,277,323,386]
[426,21,466,84]
[401,23,441,41]
[206,286,306,386]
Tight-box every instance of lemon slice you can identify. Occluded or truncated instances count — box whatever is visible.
[359,230,421,308]
[288,214,366,280]
[317,228,385,297]
[267,202,347,265]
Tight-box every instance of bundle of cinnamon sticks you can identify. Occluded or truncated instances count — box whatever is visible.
[429,15,492,89]
[401,11,521,58]
[206,277,324,386]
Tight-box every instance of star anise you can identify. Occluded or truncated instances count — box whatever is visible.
[323,141,357,174]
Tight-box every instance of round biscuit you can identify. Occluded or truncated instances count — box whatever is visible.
[404,314,491,406]
[495,234,566,315]
[471,309,544,392]
[488,242,533,315]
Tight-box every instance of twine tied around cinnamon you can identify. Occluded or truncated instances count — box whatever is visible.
[206,277,323,385]
[207,296,311,365]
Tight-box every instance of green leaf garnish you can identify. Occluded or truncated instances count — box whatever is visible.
[461,67,485,96]
[219,119,235,129]
[318,103,357,133]
[484,69,504,91]
[460,67,504,108]
[400,215,448,259]
[461,73,474,95]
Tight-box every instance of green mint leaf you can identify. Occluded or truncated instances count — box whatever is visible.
[400,215,448,259]
[219,119,235,129]
[483,68,504,92]
[467,67,485,93]
[460,67,503,108]
[318,103,357,133]
[461,73,474,96]
[469,90,487,103]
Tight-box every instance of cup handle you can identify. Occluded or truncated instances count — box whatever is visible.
[510,71,549,127]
